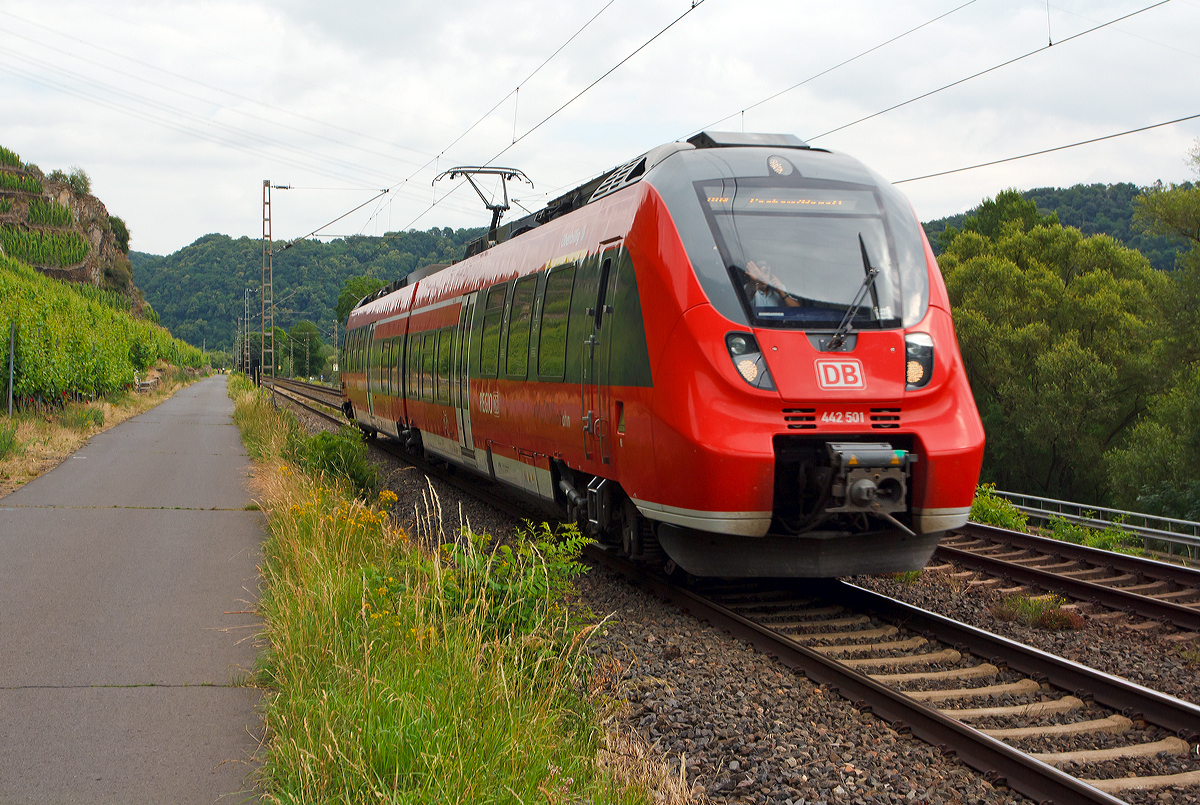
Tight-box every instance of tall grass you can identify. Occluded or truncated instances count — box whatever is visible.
[229,379,682,804]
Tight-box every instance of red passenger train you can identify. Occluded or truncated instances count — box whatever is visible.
[341,131,984,577]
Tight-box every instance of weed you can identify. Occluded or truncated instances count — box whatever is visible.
[991,593,1084,630]
[1048,514,1145,556]
[60,405,104,432]
[883,569,923,584]
[0,420,20,460]
[1174,643,1200,668]
[243,502,260,511]
[970,484,1028,531]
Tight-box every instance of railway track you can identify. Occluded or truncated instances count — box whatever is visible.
[589,551,1200,804]
[263,376,1200,802]
[935,524,1200,633]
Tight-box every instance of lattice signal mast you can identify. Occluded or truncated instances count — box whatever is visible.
[261,180,274,380]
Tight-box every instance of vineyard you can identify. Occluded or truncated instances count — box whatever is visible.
[0,171,42,194]
[27,198,73,227]
[0,226,90,267]
[0,255,205,403]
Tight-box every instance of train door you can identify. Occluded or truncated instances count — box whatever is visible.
[454,292,479,458]
[365,322,377,419]
[582,242,621,464]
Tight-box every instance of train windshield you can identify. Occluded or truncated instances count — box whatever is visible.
[697,179,908,329]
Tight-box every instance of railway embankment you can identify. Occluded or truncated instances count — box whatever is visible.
[228,374,691,803]
[0,374,262,802]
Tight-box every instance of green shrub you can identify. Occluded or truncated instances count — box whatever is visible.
[289,426,380,500]
[67,167,90,196]
[0,199,11,214]
[27,198,72,227]
[0,147,21,168]
[1046,514,1144,555]
[992,593,1083,630]
[970,484,1029,531]
[109,215,129,254]
[440,522,593,639]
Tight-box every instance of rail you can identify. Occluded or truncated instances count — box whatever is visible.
[994,489,1200,559]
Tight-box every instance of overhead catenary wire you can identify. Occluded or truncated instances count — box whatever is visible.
[355,0,621,237]
[808,0,1173,141]
[0,17,434,170]
[380,0,712,240]
[894,112,1200,184]
[686,0,981,137]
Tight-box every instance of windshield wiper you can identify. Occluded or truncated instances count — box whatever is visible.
[827,234,880,351]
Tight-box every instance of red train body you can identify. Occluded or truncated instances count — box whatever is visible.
[342,132,984,577]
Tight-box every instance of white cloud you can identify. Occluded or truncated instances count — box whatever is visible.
[1,0,1197,254]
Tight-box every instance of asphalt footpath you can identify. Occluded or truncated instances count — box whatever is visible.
[0,375,264,804]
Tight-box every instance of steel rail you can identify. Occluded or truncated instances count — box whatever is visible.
[825,580,1200,740]
[956,522,1200,588]
[938,526,1200,632]
[265,376,343,408]
[584,550,1128,805]
[265,382,346,427]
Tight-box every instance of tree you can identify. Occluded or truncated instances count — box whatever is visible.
[938,189,1058,250]
[939,195,1169,504]
[1104,139,1200,517]
[336,275,386,323]
[1133,140,1200,249]
[288,320,325,377]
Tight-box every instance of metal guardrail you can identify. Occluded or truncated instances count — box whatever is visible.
[993,490,1200,559]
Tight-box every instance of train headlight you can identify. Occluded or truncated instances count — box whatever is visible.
[904,333,934,390]
[725,332,775,391]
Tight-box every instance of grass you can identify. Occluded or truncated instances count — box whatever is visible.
[228,375,690,804]
[991,593,1084,630]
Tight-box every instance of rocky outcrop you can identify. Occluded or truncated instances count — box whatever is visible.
[1,163,135,302]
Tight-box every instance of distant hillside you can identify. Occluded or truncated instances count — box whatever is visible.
[132,227,486,351]
[923,182,1193,272]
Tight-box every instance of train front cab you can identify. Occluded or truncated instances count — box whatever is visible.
[635,135,985,577]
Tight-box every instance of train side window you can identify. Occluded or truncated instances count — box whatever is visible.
[406,332,420,400]
[436,328,452,404]
[479,283,507,377]
[385,339,395,396]
[506,276,537,378]
[538,265,575,378]
[420,332,435,402]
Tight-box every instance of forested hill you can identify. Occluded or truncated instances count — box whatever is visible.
[922,182,1193,271]
[131,227,485,351]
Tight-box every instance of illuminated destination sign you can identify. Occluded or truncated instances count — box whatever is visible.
[701,186,876,215]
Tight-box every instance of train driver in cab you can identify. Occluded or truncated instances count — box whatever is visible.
[743,260,800,308]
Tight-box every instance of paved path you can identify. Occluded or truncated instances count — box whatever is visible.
[0,375,263,804]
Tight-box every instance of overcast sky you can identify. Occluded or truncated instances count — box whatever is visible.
[2,0,1198,256]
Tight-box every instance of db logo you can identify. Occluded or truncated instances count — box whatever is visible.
[815,359,865,389]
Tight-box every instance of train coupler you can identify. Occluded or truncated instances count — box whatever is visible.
[823,443,915,530]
